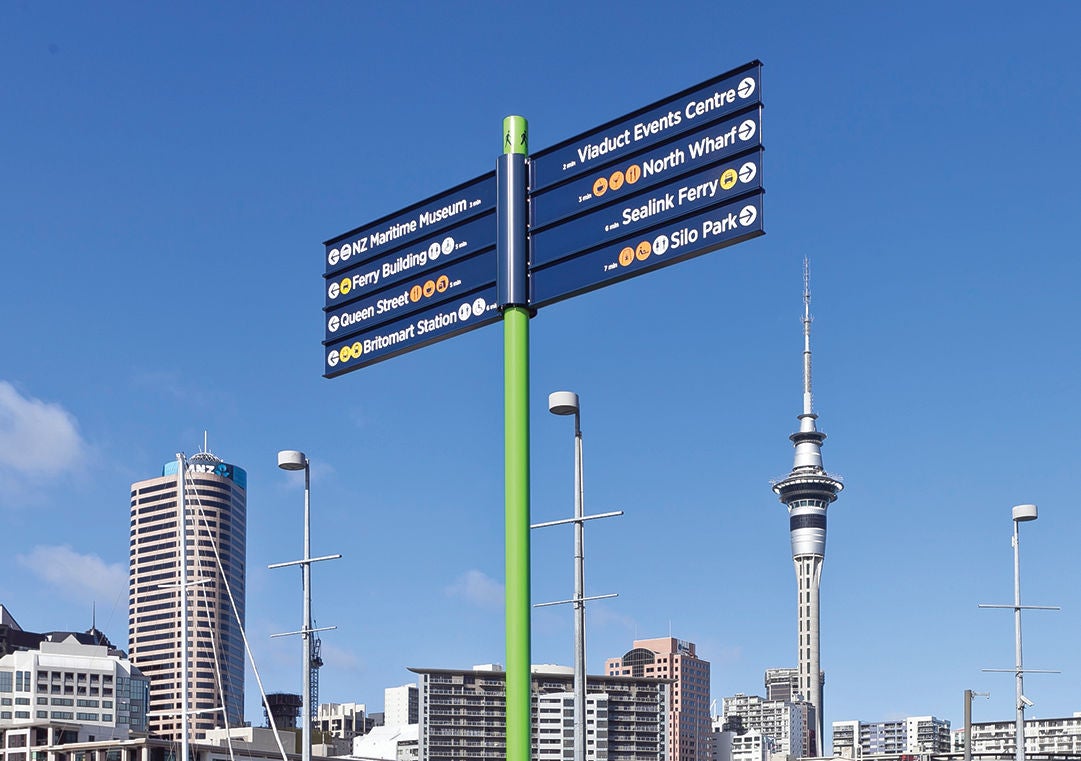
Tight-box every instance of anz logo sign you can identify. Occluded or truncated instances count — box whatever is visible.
[190,461,234,479]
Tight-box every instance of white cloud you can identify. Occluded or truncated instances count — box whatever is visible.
[17,545,127,607]
[0,382,87,475]
[319,641,362,673]
[446,569,504,609]
[590,604,638,632]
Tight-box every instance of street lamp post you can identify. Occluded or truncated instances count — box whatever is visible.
[549,392,587,761]
[270,451,340,761]
[535,392,624,761]
[980,504,1059,761]
[1011,504,1037,761]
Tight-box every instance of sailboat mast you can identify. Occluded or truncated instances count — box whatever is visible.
[177,453,190,761]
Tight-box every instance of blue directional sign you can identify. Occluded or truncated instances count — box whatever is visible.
[325,172,497,278]
[531,192,764,309]
[532,148,762,268]
[325,210,496,309]
[531,107,761,231]
[524,60,765,311]
[321,60,765,379]
[324,284,501,376]
[324,249,497,342]
[530,61,761,192]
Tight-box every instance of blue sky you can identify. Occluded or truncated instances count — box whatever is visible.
[2,0,1079,737]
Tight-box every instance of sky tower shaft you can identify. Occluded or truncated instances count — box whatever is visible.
[772,260,843,756]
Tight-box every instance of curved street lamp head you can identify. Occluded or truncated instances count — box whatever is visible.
[1012,504,1038,523]
[548,391,579,416]
[277,450,308,471]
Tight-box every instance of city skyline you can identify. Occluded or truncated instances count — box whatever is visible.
[2,0,1079,740]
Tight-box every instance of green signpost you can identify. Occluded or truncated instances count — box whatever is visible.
[500,114,532,761]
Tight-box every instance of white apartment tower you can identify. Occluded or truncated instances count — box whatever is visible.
[536,691,610,761]
[720,693,810,758]
[771,261,843,755]
[384,683,418,727]
[128,449,247,740]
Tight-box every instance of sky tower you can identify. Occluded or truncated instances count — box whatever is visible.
[772,260,843,755]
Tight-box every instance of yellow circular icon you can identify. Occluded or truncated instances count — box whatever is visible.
[436,275,449,293]
[618,246,635,267]
[352,341,363,358]
[409,284,423,302]
[609,170,625,191]
[720,168,738,190]
[625,164,641,185]
[593,176,609,197]
[635,240,652,261]
[339,278,351,295]
[423,279,436,298]
[338,345,351,361]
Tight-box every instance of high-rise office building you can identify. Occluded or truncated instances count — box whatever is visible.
[605,637,710,761]
[128,449,247,740]
[771,263,843,754]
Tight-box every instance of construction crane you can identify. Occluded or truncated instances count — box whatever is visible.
[309,623,323,719]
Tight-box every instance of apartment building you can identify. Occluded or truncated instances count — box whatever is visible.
[606,637,710,761]
[411,664,667,761]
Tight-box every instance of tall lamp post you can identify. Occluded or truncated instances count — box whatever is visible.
[534,392,621,761]
[550,392,587,761]
[980,504,1059,761]
[270,451,340,761]
[1011,504,1037,761]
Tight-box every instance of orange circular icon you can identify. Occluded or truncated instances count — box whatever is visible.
[635,240,652,261]
[592,176,609,197]
[608,170,625,191]
[436,275,449,293]
[618,246,635,267]
[625,164,641,184]
[410,285,423,302]
[423,280,436,298]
